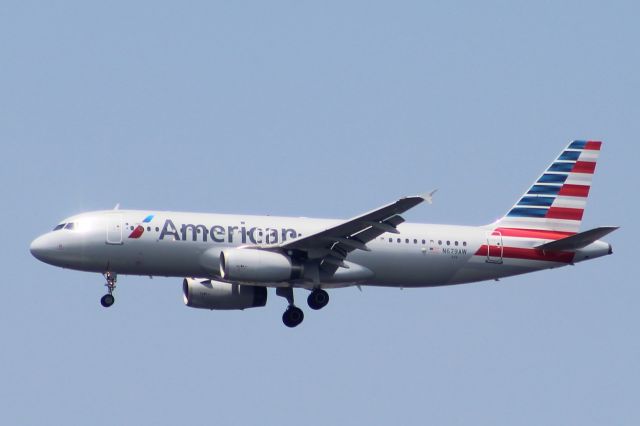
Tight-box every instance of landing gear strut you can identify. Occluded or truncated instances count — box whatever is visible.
[277,287,304,328]
[307,289,329,310]
[100,272,117,308]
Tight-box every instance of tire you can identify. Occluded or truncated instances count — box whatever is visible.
[307,289,329,310]
[282,306,304,327]
[100,294,115,307]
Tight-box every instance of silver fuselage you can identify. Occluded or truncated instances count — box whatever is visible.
[30,210,611,289]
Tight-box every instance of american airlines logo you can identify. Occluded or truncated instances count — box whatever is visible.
[128,214,155,239]
[158,219,299,244]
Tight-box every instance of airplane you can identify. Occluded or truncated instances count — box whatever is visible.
[30,140,617,327]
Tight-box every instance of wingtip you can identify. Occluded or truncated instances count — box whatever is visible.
[419,189,438,204]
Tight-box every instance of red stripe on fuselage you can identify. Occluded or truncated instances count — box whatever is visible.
[546,207,584,220]
[558,184,590,197]
[572,161,596,174]
[585,141,602,150]
[474,245,574,263]
[494,227,576,239]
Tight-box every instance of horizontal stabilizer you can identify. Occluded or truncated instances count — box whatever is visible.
[536,226,619,251]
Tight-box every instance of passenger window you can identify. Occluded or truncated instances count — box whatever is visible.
[455,241,459,246]
[446,240,450,245]
[405,238,409,243]
[397,238,401,243]
[438,240,442,245]
[53,224,65,231]
[147,227,151,232]
[422,239,426,244]
[413,239,418,244]
[64,223,75,230]
[389,238,393,243]
[463,241,467,246]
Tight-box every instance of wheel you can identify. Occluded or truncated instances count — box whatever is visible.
[307,289,329,310]
[282,306,304,328]
[100,294,115,308]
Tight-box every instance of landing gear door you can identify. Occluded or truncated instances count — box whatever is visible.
[106,214,123,245]
[486,231,503,264]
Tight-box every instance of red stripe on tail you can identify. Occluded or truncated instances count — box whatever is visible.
[585,141,602,150]
[558,184,590,197]
[572,161,596,174]
[546,207,584,221]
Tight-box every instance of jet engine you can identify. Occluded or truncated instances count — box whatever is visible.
[182,278,267,310]
[219,248,301,282]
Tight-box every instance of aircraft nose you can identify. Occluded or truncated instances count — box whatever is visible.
[30,234,56,262]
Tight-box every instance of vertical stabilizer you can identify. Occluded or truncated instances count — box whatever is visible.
[493,140,602,234]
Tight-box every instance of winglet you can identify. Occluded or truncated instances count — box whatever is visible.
[419,189,438,205]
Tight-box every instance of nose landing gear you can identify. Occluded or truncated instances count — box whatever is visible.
[100,272,117,308]
[100,293,115,307]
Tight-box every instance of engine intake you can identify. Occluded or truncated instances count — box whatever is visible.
[219,248,301,283]
[182,278,267,310]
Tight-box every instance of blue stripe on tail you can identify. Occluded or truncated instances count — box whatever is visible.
[538,173,568,184]
[518,196,555,206]
[569,140,587,149]
[527,185,561,195]
[507,207,549,218]
[548,162,574,172]
[558,151,580,161]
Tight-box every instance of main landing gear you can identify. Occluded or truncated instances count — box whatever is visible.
[282,305,304,328]
[100,272,117,308]
[276,288,330,328]
[307,289,329,310]
[277,287,304,328]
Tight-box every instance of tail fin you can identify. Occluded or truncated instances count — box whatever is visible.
[493,140,602,234]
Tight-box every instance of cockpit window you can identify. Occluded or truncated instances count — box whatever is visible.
[64,222,75,230]
[53,223,65,231]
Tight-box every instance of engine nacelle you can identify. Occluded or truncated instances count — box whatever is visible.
[182,278,267,310]
[219,248,300,282]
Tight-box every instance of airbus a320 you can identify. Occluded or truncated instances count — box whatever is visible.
[30,141,617,327]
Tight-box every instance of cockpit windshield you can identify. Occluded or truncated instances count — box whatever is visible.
[52,222,77,231]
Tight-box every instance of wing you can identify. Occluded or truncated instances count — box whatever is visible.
[261,191,436,276]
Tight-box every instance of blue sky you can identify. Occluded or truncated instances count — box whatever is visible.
[1,1,638,425]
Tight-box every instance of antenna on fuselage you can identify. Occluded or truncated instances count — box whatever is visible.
[113,203,120,210]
